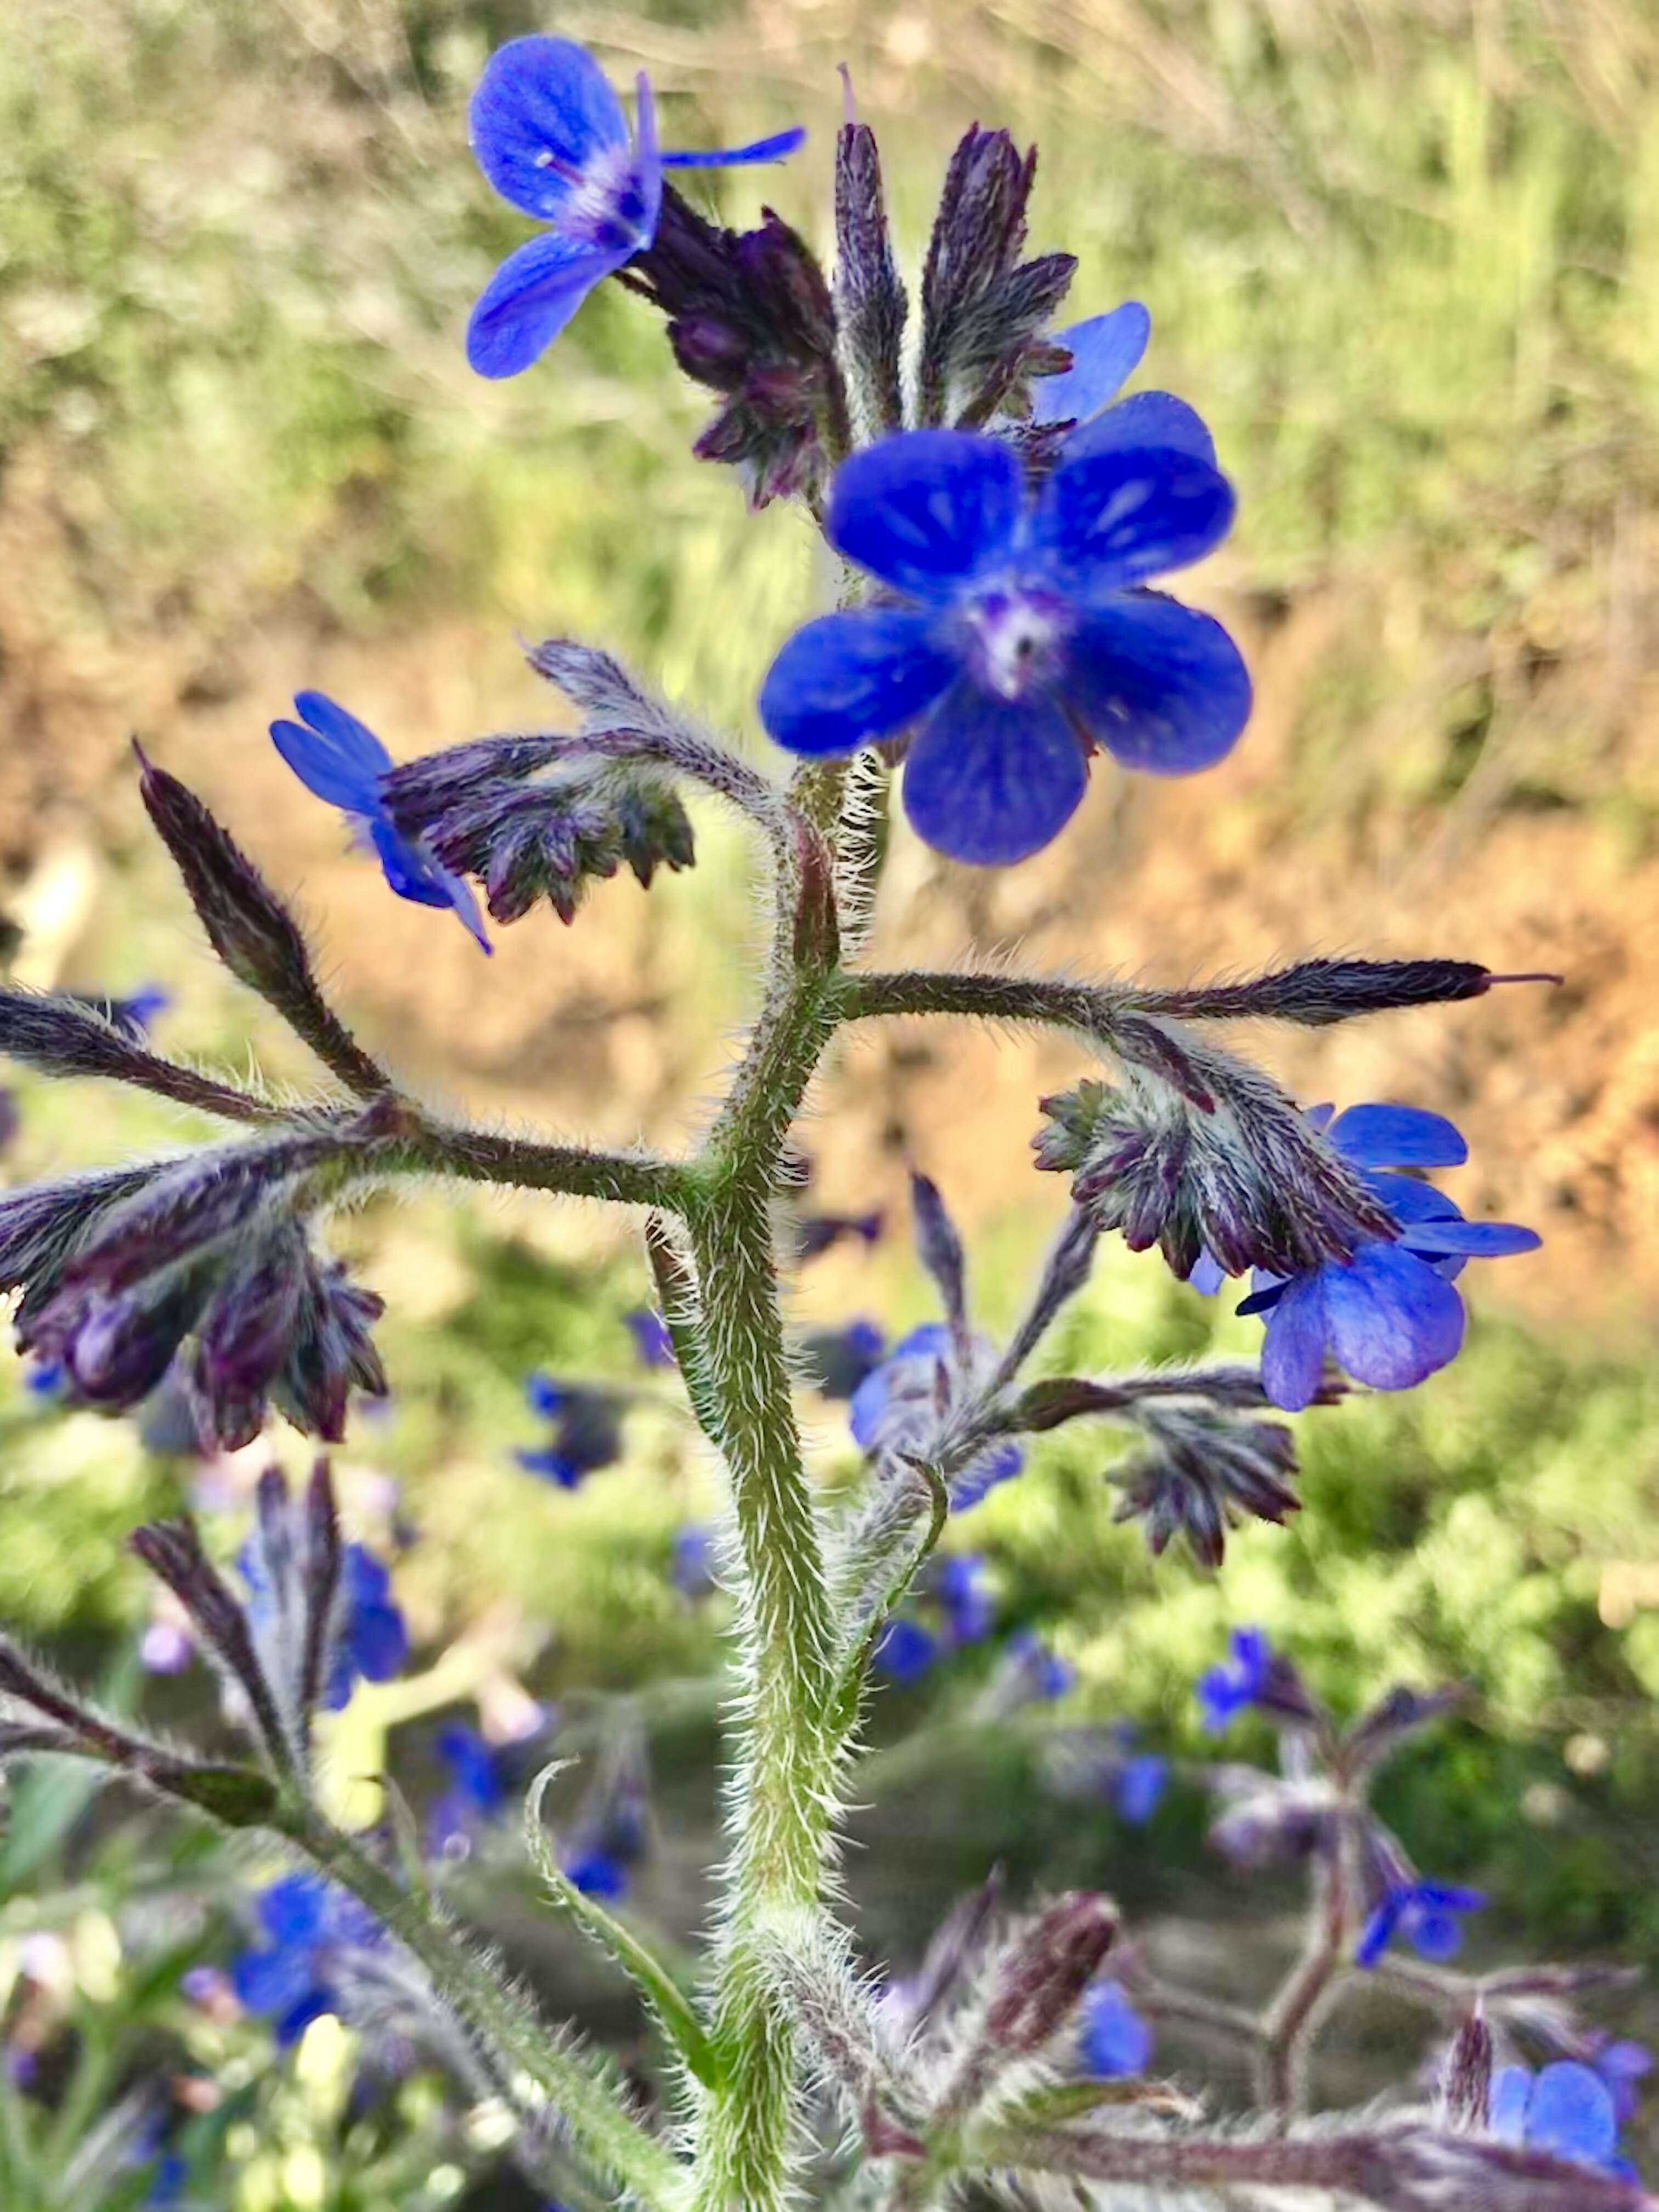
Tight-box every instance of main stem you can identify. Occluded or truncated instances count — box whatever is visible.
[685,939,852,2211]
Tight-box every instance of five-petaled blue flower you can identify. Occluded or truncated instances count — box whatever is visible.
[759,427,1250,865]
[230,1872,380,2047]
[1197,1625,1272,1734]
[1354,1878,1484,1968]
[270,693,490,951]
[467,36,804,379]
[1220,1104,1539,1412]
[873,1615,938,1686]
[1493,2059,1638,2181]
[1030,302,1216,470]
[1079,1980,1152,2078]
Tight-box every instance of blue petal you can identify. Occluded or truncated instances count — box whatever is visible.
[826,431,1022,600]
[1322,1244,1464,1391]
[259,1874,329,1948]
[1259,1272,1328,1411]
[1353,1895,1402,1970]
[1033,445,1235,595]
[467,232,624,380]
[759,608,955,755]
[1114,1753,1167,1826]
[902,682,1088,865]
[1407,1906,1465,1961]
[342,1544,391,1605]
[516,1447,583,1487]
[1362,1171,1463,1227]
[366,820,492,952]
[1400,1218,1541,1260]
[1187,1250,1227,1295]
[232,1943,316,2019]
[469,37,628,219]
[1492,2067,1534,2143]
[661,126,806,167]
[1065,390,1216,467]
[563,1847,628,1899]
[348,1599,408,1685]
[1079,1982,1152,2076]
[1527,2063,1620,2168]
[1328,1103,1468,1170]
[1062,591,1251,774]
[272,693,391,812]
[525,1372,567,1418]
[1030,303,1151,425]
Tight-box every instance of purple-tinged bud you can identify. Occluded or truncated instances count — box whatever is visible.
[130,1517,296,1773]
[834,106,907,438]
[1342,1683,1470,1779]
[1035,1054,1396,1283]
[917,126,1076,428]
[1110,1406,1302,1570]
[895,1868,1006,2036]
[1130,956,1557,1029]
[1443,2007,1493,2131]
[134,747,386,1097]
[188,1234,308,1452]
[982,1892,1120,2055]
[0,1165,155,1294]
[276,1255,388,1442]
[910,1171,968,1338]
[625,191,850,507]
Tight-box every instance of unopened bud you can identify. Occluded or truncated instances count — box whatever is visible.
[983,1892,1119,2055]
[1443,2007,1493,2131]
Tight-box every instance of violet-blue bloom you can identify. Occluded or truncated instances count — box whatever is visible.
[873,1615,938,1686]
[466,36,804,379]
[515,1375,624,1489]
[270,693,489,951]
[322,1544,410,1711]
[1079,1980,1152,2078]
[849,1322,1023,1511]
[933,1553,995,1645]
[1354,1878,1484,1969]
[1197,1625,1272,1734]
[1113,1749,1169,1826]
[1029,302,1217,469]
[230,1873,381,2047]
[1493,2060,1636,2180]
[759,428,1250,866]
[1232,1103,1539,1412]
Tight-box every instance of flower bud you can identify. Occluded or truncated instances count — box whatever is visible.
[983,1892,1120,2056]
[1443,2007,1494,2131]
[834,110,906,438]
[1110,1406,1303,1569]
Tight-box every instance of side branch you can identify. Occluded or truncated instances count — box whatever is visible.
[851,970,1118,1036]
[393,1113,691,1213]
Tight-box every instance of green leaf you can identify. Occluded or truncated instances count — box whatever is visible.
[524,1762,725,2091]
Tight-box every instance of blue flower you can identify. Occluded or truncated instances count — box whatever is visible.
[1354,1878,1484,1969]
[800,1316,888,1400]
[430,1722,512,1850]
[1079,1980,1152,2078]
[1113,1750,1169,1827]
[669,1523,716,1596]
[1196,1626,1271,1734]
[1493,2060,1636,2180]
[1233,1104,1539,1412]
[873,1616,938,1685]
[933,1553,995,1645]
[515,1375,624,1489]
[623,1307,675,1369]
[1594,2039,1652,2125]
[1029,302,1217,469]
[466,36,804,379]
[1001,1626,1074,1704]
[759,428,1250,866]
[561,1844,629,1899]
[230,1874,379,2047]
[850,1322,1024,1511]
[322,1544,410,1710]
[270,693,490,951]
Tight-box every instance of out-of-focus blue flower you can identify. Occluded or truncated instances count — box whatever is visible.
[1197,1626,1271,1734]
[146,2151,187,2205]
[430,1722,512,1852]
[623,1307,675,1368]
[796,1206,884,1261]
[22,1357,64,1399]
[230,1874,379,2047]
[1594,2039,1653,2126]
[800,1317,887,1400]
[759,428,1250,866]
[975,1626,1074,1720]
[933,1553,995,1645]
[1493,2060,1636,2180]
[561,1844,628,1899]
[270,692,490,951]
[1079,1980,1152,2078]
[515,1374,624,1489]
[1113,1749,1169,1826]
[1228,1103,1539,1412]
[322,1544,410,1711]
[850,1322,1023,1512]
[1355,1879,1484,1970]
[466,36,804,378]
[560,1742,652,1901]
[669,1523,716,1596]
[873,1616,938,1685]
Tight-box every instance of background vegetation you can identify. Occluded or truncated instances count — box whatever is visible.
[0,0,1656,2188]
